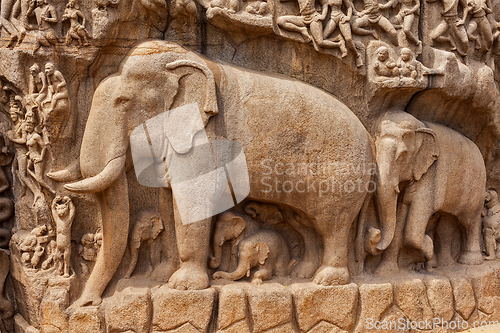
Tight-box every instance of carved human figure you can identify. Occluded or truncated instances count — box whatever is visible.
[244,0,270,15]
[21,225,49,269]
[379,0,421,47]
[1,0,26,47]
[351,0,399,46]
[373,46,399,78]
[277,0,345,52]
[25,111,55,195]
[27,0,58,52]
[483,189,500,260]
[62,0,90,46]
[124,210,164,279]
[397,47,417,79]
[52,196,75,277]
[427,0,468,57]
[5,99,44,206]
[44,63,68,115]
[29,63,48,108]
[78,233,97,277]
[213,229,293,284]
[323,0,364,66]
[458,0,493,53]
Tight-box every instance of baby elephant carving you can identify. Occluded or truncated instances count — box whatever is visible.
[125,210,164,279]
[213,229,294,284]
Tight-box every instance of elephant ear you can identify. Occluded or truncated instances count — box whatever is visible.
[151,216,164,240]
[231,216,246,239]
[162,60,218,154]
[254,242,270,265]
[413,127,439,181]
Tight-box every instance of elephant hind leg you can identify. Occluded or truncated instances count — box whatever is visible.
[457,212,483,265]
[312,209,354,286]
[72,172,129,307]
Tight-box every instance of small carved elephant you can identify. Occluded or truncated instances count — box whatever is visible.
[213,229,294,284]
[125,210,164,278]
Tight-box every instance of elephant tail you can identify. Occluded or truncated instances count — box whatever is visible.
[355,190,373,262]
[287,257,299,275]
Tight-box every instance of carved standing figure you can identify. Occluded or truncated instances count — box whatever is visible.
[62,0,90,46]
[458,0,493,53]
[483,189,500,260]
[372,110,485,274]
[52,196,75,277]
[29,63,48,108]
[27,0,58,52]
[124,210,164,279]
[51,41,374,306]
[427,0,469,57]
[5,99,44,206]
[213,229,293,284]
[25,111,55,195]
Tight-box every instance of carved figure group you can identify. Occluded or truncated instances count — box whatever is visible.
[483,189,500,260]
[62,0,90,46]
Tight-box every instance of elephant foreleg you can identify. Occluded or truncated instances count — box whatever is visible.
[167,197,211,290]
[73,172,129,306]
[375,202,409,275]
[403,200,435,259]
[151,188,178,282]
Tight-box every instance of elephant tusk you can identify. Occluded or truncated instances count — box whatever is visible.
[64,155,126,193]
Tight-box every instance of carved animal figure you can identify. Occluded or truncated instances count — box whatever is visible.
[213,229,293,284]
[372,110,485,274]
[124,210,164,279]
[483,189,500,260]
[210,210,261,271]
[50,40,373,306]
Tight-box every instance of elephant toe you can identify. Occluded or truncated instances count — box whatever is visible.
[458,251,483,265]
[313,265,349,286]
[168,264,209,290]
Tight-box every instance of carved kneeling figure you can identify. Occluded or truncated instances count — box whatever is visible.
[213,229,294,284]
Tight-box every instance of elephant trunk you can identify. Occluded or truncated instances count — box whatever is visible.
[375,156,399,251]
[224,258,251,281]
[210,238,224,269]
[64,154,126,193]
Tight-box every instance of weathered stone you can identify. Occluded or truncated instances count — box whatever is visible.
[151,285,216,332]
[40,287,69,333]
[353,283,393,333]
[292,282,358,331]
[104,286,152,333]
[469,266,500,315]
[307,321,347,333]
[246,283,293,333]
[14,314,39,333]
[68,307,103,333]
[217,284,249,332]
[425,277,454,321]
[379,306,409,333]
[393,278,433,323]
[217,320,251,333]
[449,277,476,320]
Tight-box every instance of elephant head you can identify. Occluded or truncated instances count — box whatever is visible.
[374,111,439,251]
[213,241,270,281]
[210,211,246,269]
[54,41,220,305]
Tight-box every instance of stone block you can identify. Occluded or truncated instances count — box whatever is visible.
[40,287,69,332]
[292,282,358,332]
[469,267,500,315]
[353,282,393,333]
[307,321,347,333]
[449,277,476,320]
[393,278,433,323]
[105,286,152,333]
[425,277,454,321]
[217,284,250,332]
[247,283,293,333]
[151,285,216,332]
[68,306,103,333]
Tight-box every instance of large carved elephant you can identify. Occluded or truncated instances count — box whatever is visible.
[373,110,485,274]
[50,40,374,306]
